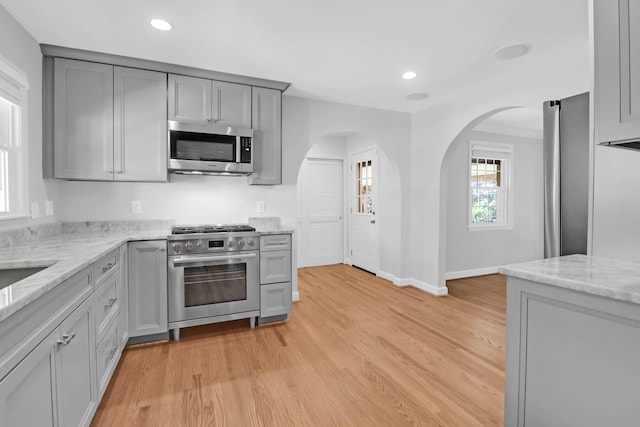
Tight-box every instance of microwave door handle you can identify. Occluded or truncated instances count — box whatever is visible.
[236,136,241,163]
[172,252,257,266]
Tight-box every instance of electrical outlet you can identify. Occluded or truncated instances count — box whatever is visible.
[30,202,40,219]
[45,200,54,216]
[256,200,265,213]
[131,200,143,214]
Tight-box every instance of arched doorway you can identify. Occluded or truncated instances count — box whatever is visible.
[439,107,544,281]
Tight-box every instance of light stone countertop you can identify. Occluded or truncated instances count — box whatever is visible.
[499,254,640,305]
[0,229,170,323]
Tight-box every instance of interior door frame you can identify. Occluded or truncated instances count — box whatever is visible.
[297,155,349,268]
[348,147,379,273]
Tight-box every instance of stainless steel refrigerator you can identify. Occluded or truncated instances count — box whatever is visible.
[543,92,589,258]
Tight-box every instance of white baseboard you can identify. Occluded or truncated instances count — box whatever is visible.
[378,271,448,296]
[292,291,300,302]
[445,266,500,280]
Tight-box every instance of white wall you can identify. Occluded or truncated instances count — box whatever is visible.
[591,145,640,261]
[444,128,543,277]
[0,5,60,229]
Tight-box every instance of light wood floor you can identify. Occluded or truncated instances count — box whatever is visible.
[91,266,506,427]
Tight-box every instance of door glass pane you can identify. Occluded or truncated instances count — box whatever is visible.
[183,264,246,307]
[354,159,374,214]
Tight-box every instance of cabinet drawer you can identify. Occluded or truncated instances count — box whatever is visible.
[95,320,119,396]
[260,282,292,317]
[260,234,291,251]
[94,273,120,346]
[260,250,291,284]
[94,250,119,287]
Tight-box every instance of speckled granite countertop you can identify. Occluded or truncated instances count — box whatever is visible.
[248,216,295,235]
[499,254,640,305]
[0,228,170,322]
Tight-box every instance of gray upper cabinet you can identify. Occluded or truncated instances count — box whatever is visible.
[51,58,167,182]
[53,58,114,180]
[249,87,282,185]
[168,74,251,128]
[594,0,640,144]
[114,67,167,182]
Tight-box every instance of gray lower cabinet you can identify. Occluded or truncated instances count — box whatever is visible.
[128,240,168,340]
[0,291,96,427]
[504,276,640,426]
[249,87,282,185]
[259,234,292,322]
[118,244,129,347]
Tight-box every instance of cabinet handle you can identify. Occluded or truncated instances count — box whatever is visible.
[104,297,118,310]
[102,262,115,273]
[56,332,76,346]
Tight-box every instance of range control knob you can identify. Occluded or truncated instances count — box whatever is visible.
[196,241,204,250]
[237,240,245,248]
[247,239,255,247]
[172,243,182,253]
[227,241,235,248]
[184,242,194,252]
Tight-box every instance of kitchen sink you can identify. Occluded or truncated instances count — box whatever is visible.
[0,267,48,290]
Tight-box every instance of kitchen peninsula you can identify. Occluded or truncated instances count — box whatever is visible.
[500,255,640,426]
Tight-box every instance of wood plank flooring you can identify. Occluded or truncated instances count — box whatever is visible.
[91,266,506,427]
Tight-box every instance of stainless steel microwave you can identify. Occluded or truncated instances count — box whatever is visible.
[168,121,254,176]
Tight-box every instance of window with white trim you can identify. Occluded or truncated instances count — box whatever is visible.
[469,142,512,228]
[0,54,29,219]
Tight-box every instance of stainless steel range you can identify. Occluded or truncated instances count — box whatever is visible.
[167,224,260,341]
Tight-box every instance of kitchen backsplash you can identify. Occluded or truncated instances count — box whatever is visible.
[0,222,63,248]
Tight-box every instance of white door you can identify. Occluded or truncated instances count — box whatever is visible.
[298,158,344,267]
[350,149,379,274]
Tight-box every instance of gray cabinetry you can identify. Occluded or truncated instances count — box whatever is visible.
[50,58,167,181]
[0,279,97,427]
[118,244,129,347]
[249,87,282,185]
[53,58,114,180]
[128,240,168,340]
[168,74,251,128]
[504,276,640,426]
[55,296,97,427]
[259,234,292,323]
[114,67,167,181]
[0,331,57,427]
[594,0,640,144]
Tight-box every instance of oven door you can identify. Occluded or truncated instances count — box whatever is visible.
[168,250,260,323]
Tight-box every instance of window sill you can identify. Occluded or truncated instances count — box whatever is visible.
[467,224,513,231]
[0,213,31,223]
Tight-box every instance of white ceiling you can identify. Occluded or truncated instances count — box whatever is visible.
[0,0,589,113]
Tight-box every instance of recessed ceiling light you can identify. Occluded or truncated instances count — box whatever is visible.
[493,43,530,60]
[406,93,428,101]
[402,71,417,80]
[150,19,172,31]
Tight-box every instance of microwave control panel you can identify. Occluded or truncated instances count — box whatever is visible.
[240,137,252,163]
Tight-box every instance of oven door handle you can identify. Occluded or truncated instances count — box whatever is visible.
[171,252,257,266]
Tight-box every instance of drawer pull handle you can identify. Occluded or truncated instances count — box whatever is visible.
[102,262,115,273]
[57,333,76,346]
[104,298,118,309]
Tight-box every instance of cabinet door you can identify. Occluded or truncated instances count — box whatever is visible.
[260,249,292,284]
[114,67,168,182]
[260,282,292,317]
[214,81,251,128]
[168,74,212,124]
[118,244,129,347]
[128,240,168,338]
[594,0,640,143]
[249,87,282,185]
[0,333,57,427]
[53,58,114,180]
[55,297,97,427]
